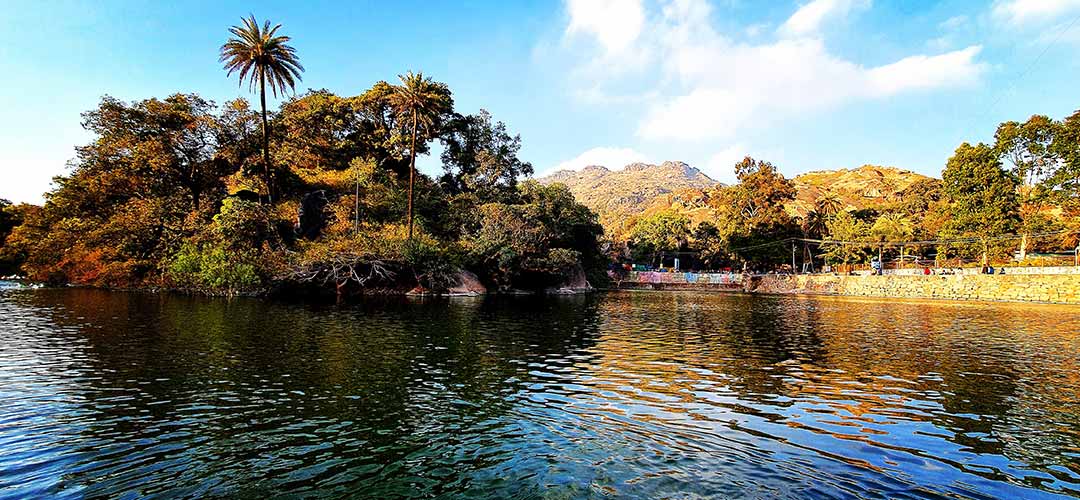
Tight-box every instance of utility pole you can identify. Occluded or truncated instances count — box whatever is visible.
[792,241,797,274]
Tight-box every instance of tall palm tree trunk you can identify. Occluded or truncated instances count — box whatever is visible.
[260,70,273,203]
[407,110,417,240]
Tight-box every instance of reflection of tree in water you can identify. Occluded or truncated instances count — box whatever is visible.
[798,297,1080,469]
[8,288,1080,496]
[585,292,1080,488]
[12,288,605,496]
[586,292,829,410]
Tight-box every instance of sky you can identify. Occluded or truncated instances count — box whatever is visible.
[2,0,1080,204]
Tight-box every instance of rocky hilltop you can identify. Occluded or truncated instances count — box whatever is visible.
[539,161,933,239]
[789,165,932,216]
[540,161,719,238]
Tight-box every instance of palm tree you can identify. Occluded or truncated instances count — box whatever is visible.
[802,209,828,239]
[871,212,915,268]
[387,71,452,239]
[871,212,914,242]
[219,15,304,202]
[815,190,844,218]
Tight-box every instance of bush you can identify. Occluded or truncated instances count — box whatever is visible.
[404,238,458,290]
[168,242,262,293]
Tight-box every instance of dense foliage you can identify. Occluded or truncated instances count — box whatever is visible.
[616,110,1080,271]
[1,80,602,294]
[3,16,1079,283]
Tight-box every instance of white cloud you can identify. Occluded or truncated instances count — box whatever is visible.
[779,0,871,38]
[866,46,985,95]
[637,35,985,140]
[704,144,747,184]
[993,0,1080,26]
[549,147,650,173]
[940,15,969,30]
[560,0,987,142]
[565,0,646,54]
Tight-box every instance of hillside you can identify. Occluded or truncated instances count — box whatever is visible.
[539,161,720,238]
[539,162,932,239]
[789,165,932,216]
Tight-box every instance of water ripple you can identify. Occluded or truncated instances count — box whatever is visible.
[0,289,1079,498]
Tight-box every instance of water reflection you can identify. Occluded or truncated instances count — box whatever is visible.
[0,288,1078,498]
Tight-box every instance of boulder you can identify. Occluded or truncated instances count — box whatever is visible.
[446,270,487,296]
[546,264,592,294]
[295,190,330,240]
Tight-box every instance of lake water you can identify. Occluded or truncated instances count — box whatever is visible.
[1,285,1079,499]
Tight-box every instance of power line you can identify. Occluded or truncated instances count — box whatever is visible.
[972,12,1080,132]
[729,229,1077,254]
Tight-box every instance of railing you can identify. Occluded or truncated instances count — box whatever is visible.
[612,271,742,285]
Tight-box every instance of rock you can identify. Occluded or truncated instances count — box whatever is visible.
[546,264,592,294]
[406,285,429,296]
[446,270,487,296]
[295,190,330,240]
[228,189,262,203]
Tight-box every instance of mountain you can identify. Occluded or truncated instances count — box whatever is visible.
[539,161,720,238]
[538,162,931,239]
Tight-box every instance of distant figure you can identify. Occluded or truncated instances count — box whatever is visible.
[998,267,1006,275]
[987,266,995,275]
[923,267,931,275]
[871,258,882,275]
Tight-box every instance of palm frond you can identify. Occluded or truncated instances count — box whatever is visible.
[219,15,303,97]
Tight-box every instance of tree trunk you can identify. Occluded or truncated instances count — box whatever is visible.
[354,164,360,235]
[260,69,273,204]
[407,110,418,240]
[878,245,883,274]
[1019,232,1028,262]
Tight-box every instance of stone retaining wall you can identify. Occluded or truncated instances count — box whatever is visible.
[611,269,1080,304]
[749,273,1080,305]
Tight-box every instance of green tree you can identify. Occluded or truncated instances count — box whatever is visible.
[466,181,602,288]
[870,212,915,264]
[629,210,690,265]
[715,157,799,264]
[820,211,871,265]
[691,221,724,269]
[941,142,1020,261]
[12,94,265,285]
[801,210,828,239]
[275,90,368,173]
[0,200,23,274]
[995,115,1058,189]
[0,199,15,245]
[387,71,453,239]
[440,110,533,203]
[79,94,242,210]
[220,15,304,202]
[897,178,943,217]
[994,115,1060,259]
[1049,109,1080,214]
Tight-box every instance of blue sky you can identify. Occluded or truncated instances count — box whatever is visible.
[2,0,1080,203]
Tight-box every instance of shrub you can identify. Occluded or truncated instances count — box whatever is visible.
[168,242,263,293]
